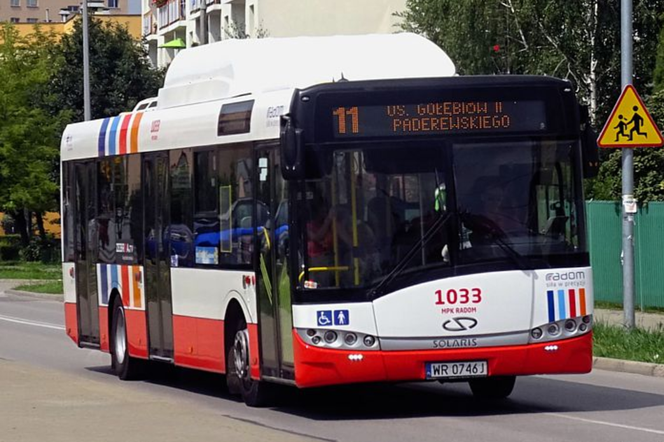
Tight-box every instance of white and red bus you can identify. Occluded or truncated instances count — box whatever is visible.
[61,34,597,406]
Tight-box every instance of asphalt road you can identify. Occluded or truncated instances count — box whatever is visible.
[2,282,664,442]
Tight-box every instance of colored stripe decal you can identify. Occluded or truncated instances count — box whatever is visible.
[557,289,566,320]
[547,290,555,323]
[119,114,132,154]
[100,264,108,305]
[130,112,143,153]
[580,288,587,316]
[108,116,121,156]
[568,289,577,317]
[110,265,119,304]
[121,265,130,307]
[132,266,141,309]
[98,118,111,157]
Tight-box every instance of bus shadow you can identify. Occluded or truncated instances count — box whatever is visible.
[87,364,664,420]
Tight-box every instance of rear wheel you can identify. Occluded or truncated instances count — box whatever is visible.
[111,299,144,380]
[469,376,516,400]
[226,322,273,407]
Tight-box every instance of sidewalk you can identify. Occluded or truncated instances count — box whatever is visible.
[594,308,664,330]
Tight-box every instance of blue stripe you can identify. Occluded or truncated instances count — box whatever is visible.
[108,116,121,156]
[100,264,108,305]
[557,289,566,320]
[98,118,110,157]
[547,290,555,323]
[111,265,119,291]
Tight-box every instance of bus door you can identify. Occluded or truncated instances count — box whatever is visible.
[254,145,294,379]
[74,161,100,346]
[143,153,174,361]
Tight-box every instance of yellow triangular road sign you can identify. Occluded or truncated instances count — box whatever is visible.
[597,85,664,148]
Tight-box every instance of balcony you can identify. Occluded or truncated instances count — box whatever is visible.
[142,12,156,36]
[158,0,186,30]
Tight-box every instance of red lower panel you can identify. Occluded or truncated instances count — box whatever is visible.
[64,302,78,344]
[247,323,260,380]
[99,307,109,352]
[173,315,224,373]
[125,309,148,359]
[293,332,593,388]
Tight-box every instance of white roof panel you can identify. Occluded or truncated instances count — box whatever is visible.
[159,33,455,109]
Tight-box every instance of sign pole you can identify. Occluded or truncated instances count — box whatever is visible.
[621,0,636,329]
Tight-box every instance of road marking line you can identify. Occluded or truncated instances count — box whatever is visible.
[547,413,664,435]
[0,314,65,331]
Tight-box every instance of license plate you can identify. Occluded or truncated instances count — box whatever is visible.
[426,360,488,379]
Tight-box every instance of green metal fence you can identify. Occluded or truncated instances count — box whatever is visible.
[586,201,664,308]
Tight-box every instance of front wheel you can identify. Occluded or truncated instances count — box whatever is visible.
[469,376,516,400]
[111,299,144,380]
[226,325,273,407]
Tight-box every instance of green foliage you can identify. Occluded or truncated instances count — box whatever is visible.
[14,280,63,295]
[593,321,664,364]
[51,17,164,121]
[0,262,62,280]
[398,0,662,125]
[0,25,68,217]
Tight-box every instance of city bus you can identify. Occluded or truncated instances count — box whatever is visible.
[61,33,597,406]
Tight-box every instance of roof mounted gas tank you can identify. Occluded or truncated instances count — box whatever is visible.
[158,33,456,110]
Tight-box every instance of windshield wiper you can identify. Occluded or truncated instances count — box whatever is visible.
[369,210,454,299]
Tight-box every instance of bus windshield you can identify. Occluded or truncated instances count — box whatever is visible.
[296,139,584,293]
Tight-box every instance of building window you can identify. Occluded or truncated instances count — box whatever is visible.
[27,18,38,23]
[108,0,118,8]
[26,0,37,7]
[10,0,20,7]
[10,17,20,23]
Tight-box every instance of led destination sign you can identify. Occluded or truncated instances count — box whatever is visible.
[331,100,547,138]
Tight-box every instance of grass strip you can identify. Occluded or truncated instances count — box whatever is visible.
[593,321,664,364]
[0,262,61,280]
[13,280,63,295]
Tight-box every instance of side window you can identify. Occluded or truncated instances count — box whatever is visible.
[218,144,253,266]
[170,149,193,267]
[62,162,75,262]
[194,150,219,265]
[97,159,115,263]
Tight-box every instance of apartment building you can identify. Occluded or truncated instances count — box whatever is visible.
[0,0,133,24]
[142,0,408,67]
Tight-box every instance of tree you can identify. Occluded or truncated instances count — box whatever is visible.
[0,25,69,246]
[51,17,164,121]
[398,0,663,126]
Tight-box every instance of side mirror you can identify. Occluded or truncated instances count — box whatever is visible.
[280,115,304,180]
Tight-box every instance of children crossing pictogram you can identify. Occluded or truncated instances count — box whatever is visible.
[597,85,664,148]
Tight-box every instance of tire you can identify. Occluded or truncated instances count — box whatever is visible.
[469,376,516,400]
[226,323,273,407]
[110,298,144,380]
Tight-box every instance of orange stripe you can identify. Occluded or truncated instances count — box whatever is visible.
[579,288,587,316]
[130,112,144,154]
[132,266,141,309]
[121,265,130,307]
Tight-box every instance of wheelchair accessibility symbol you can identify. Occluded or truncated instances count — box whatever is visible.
[317,310,333,326]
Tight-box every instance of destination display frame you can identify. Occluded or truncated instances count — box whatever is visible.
[301,79,579,144]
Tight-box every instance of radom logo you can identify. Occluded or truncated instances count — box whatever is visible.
[442,317,478,332]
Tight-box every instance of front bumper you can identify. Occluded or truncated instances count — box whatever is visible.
[292,331,592,388]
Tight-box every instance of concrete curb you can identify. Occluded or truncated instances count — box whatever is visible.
[4,289,64,302]
[594,356,664,378]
